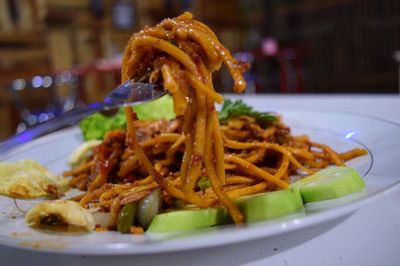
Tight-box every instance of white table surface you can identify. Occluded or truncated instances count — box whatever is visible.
[2,94,400,266]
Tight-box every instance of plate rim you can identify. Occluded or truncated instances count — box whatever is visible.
[1,108,400,255]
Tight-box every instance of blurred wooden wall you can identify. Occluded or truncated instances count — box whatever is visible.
[272,0,400,93]
[1,0,399,140]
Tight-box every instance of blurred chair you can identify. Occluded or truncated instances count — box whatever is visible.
[394,51,400,93]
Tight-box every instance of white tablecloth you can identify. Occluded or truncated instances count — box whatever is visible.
[2,94,400,266]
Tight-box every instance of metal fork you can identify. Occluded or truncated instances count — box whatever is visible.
[0,80,166,153]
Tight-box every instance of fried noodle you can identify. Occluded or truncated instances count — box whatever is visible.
[64,12,367,226]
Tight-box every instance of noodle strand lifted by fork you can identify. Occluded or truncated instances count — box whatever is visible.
[121,12,246,223]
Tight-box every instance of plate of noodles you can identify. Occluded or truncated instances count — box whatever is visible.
[0,12,400,255]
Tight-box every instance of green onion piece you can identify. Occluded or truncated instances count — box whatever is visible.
[117,203,137,233]
[198,176,211,191]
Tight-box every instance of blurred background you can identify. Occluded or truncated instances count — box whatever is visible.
[0,0,399,140]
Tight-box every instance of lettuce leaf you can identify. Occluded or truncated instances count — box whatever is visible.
[79,95,175,140]
[134,94,175,120]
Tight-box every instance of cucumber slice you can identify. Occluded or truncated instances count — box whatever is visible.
[291,166,365,202]
[236,188,304,223]
[147,208,230,233]
[148,189,303,232]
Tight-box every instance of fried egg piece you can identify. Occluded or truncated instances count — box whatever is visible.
[0,160,68,198]
[25,200,95,231]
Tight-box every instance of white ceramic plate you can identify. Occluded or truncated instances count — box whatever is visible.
[0,109,399,255]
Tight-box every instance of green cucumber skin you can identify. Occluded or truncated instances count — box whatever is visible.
[148,189,304,232]
[237,188,304,223]
[294,168,366,203]
[147,208,230,233]
[300,175,365,202]
[147,167,366,233]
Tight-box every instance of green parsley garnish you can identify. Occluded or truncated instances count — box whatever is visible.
[218,99,276,127]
